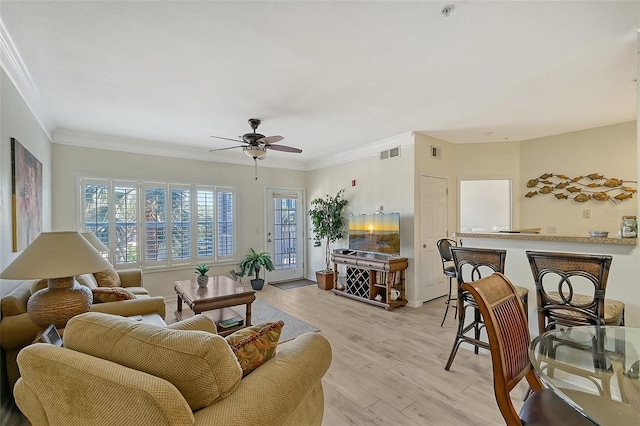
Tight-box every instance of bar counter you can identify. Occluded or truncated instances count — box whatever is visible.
[453,232,637,246]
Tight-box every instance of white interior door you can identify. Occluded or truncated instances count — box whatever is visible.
[419,175,449,302]
[265,188,304,283]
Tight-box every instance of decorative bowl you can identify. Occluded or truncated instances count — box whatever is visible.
[589,231,609,238]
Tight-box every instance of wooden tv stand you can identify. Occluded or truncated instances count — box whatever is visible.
[331,251,408,310]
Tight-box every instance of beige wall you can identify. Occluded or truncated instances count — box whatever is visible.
[52,143,306,298]
[0,69,53,295]
[520,122,637,235]
[306,140,417,302]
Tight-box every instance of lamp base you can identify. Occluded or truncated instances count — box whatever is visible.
[27,277,93,329]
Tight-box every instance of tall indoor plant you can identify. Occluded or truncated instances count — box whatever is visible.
[238,248,275,291]
[308,189,348,289]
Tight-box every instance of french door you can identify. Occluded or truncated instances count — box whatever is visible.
[265,188,304,283]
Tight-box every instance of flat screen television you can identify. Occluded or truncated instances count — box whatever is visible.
[348,213,400,255]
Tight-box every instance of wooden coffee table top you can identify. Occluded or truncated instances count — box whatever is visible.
[174,275,255,313]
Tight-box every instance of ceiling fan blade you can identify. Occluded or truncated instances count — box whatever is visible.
[267,144,302,153]
[258,135,284,144]
[209,145,244,152]
[210,135,245,143]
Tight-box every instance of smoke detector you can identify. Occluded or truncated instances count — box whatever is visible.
[441,5,455,17]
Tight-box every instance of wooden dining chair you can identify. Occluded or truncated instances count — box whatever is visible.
[436,238,458,326]
[461,273,594,426]
[444,247,528,371]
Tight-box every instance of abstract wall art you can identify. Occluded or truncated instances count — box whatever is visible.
[11,138,42,251]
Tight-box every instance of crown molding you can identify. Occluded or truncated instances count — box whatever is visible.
[52,128,308,171]
[0,18,53,140]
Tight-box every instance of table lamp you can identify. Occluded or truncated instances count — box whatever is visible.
[81,232,109,256]
[0,231,112,328]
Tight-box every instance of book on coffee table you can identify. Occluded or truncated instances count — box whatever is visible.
[218,317,243,329]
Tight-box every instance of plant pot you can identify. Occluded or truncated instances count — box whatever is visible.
[315,271,335,290]
[250,279,265,291]
[197,275,209,287]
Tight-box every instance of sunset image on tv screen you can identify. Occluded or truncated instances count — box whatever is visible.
[348,213,400,255]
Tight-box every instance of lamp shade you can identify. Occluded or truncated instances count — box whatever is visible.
[81,232,109,253]
[1,231,112,279]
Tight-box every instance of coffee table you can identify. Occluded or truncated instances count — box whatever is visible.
[174,275,255,336]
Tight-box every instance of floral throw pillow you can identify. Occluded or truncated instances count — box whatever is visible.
[93,268,121,287]
[91,287,136,303]
[225,321,284,377]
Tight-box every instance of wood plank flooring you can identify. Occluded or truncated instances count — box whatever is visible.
[248,283,527,425]
[5,283,526,426]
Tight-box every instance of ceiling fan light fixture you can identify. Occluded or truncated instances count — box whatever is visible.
[243,146,266,159]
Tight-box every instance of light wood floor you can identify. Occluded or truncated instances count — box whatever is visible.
[5,283,526,426]
[240,283,526,426]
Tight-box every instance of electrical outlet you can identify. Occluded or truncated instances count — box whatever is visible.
[547,226,557,234]
[583,209,591,219]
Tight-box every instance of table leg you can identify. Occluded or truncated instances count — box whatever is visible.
[246,302,252,326]
[176,294,183,314]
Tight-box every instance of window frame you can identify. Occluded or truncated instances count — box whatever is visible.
[79,177,237,270]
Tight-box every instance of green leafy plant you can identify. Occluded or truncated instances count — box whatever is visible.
[195,264,210,276]
[238,248,275,280]
[308,189,348,272]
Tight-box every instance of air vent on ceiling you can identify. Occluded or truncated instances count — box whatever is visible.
[380,147,401,160]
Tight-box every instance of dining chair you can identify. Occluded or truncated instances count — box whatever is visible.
[436,238,458,326]
[444,247,529,371]
[525,251,624,333]
[461,273,595,426]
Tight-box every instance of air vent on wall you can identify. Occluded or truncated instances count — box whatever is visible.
[431,145,441,159]
[380,147,401,160]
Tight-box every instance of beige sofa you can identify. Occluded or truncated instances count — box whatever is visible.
[0,269,165,390]
[15,312,332,426]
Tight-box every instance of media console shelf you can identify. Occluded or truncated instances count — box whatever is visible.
[331,251,408,310]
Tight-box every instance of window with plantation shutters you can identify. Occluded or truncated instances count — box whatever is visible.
[80,178,236,268]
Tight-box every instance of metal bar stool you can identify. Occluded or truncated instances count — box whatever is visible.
[444,247,529,371]
[436,238,458,327]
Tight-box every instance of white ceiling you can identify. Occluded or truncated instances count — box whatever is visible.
[1,1,638,169]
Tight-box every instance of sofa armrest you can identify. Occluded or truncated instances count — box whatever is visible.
[167,315,218,334]
[0,312,43,350]
[193,332,332,425]
[117,269,143,288]
[15,344,195,425]
[89,296,166,319]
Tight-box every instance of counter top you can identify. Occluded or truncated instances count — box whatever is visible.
[453,232,637,245]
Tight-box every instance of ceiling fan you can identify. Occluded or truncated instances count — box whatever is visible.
[210,118,302,157]
[210,119,302,180]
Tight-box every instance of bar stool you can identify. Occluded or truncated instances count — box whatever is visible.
[525,251,625,398]
[444,247,529,371]
[436,238,458,326]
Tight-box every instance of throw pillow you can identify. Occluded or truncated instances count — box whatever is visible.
[225,321,284,377]
[93,268,121,287]
[91,287,136,303]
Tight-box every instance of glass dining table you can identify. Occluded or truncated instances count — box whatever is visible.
[529,326,640,425]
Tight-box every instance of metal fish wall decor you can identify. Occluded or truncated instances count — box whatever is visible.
[525,173,637,204]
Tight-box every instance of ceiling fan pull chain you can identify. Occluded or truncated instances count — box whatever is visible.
[254,158,258,181]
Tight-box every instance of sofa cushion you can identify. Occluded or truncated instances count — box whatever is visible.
[91,287,136,303]
[121,286,148,296]
[76,273,99,289]
[2,281,36,316]
[63,312,242,411]
[93,268,121,287]
[225,321,284,377]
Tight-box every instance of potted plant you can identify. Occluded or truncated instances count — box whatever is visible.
[308,189,348,290]
[238,248,275,291]
[195,264,210,287]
